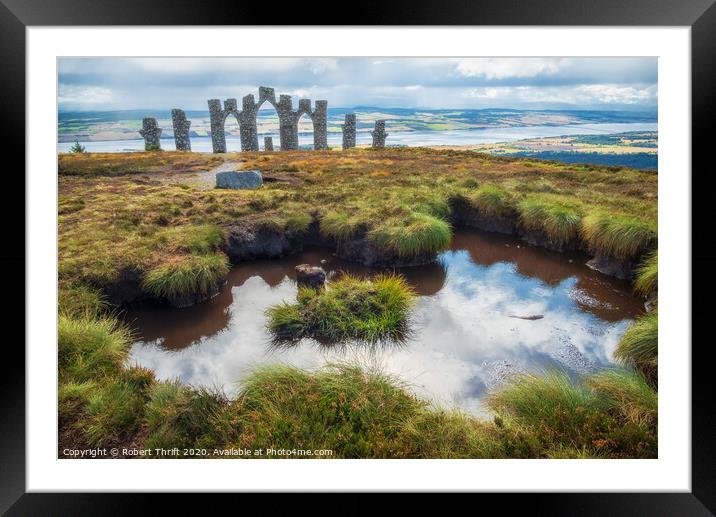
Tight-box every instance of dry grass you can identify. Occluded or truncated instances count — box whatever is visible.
[59,148,657,298]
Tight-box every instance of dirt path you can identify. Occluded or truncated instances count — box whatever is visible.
[145,160,243,190]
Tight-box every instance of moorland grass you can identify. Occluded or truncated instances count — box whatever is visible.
[487,369,657,457]
[614,311,658,384]
[57,149,660,458]
[57,309,657,458]
[368,212,452,258]
[468,184,515,218]
[518,196,583,246]
[581,212,657,261]
[142,252,229,303]
[634,250,658,296]
[59,149,657,297]
[266,274,416,344]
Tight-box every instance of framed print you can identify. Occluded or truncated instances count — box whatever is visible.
[3,0,715,512]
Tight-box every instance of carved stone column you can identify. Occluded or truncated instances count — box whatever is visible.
[171,109,191,151]
[342,113,356,150]
[139,118,162,150]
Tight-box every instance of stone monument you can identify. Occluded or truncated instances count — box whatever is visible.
[171,109,192,151]
[207,86,328,153]
[342,113,356,149]
[139,118,162,150]
[371,120,388,148]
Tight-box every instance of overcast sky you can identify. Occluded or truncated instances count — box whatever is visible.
[58,57,657,112]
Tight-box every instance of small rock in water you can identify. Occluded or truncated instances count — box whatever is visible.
[216,170,263,190]
[509,314,544,320]
[295,264,326,289]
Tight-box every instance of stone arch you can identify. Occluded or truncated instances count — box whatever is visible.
[208,86,328,153]
[296,101,314,149]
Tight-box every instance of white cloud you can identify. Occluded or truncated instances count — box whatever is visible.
[454,58,567,80]
[58,84,113,106]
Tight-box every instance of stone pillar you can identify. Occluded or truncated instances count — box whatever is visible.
[171,109,192,151]
[277,95,298,151]
[312,100,328,150]
[208,99,226,153]
[342,113,356,150]
[239,94,259,152]
[264,136,274,151]
[139,118,162,150]
[371,120,388,149]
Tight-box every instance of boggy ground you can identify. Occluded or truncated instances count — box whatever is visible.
[59,148,656,306]
[58,148,659,458]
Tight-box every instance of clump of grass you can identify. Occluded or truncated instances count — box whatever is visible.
[488,369,657,457]
[586,369,657,428]
[581,212,657,261]
[234,364,424,457]
[460,178,480,189]
[266,274,415,344]
[368,212,452,258]
[487,370,602,446]
[58,314,131,383]
[144,382,237,451]
[142,253,229,303]
[614,311,658,384]
[518,196,583,246]
[58,283,106,318]
[320,210,365,240]
[155,224,224,254]
[468,184,515,218]
[82,367,155,446]
[634,250,658,296]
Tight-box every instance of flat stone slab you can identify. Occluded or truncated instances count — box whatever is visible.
[216,170,263,190]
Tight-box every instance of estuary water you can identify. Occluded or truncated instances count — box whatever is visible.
[58,122,657,153]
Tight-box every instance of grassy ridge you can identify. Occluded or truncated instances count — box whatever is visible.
[266,274,415,344]
[58,310,657,458]
[59,149,657,304]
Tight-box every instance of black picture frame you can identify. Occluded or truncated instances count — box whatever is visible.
[2,0,713,513]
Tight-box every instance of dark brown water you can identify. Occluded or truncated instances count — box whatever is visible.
[124,229,643,415]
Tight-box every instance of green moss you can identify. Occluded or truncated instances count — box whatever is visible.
[266,274,415,344]
[581,212,657,261]
[142,253,229,302]
[368,212,452,258]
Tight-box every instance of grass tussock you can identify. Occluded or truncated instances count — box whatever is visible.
[488,369,657,457]
[368,212,452,258]
[320,210,366,241]
[614,311,658,384]
[581,212,656,261]
[518,196,583,246]
[634,250,658,296]
[468,184,515,218]
[266,274,415,344]
[58,313,130,383]
[142,253,229,302]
